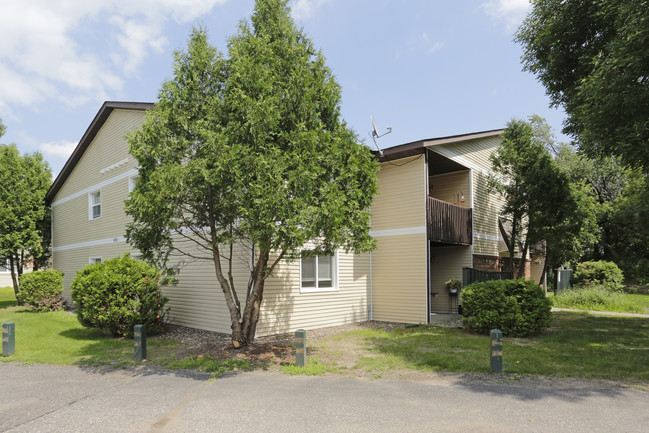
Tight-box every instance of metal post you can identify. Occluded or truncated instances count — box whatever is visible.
[295,329,306,367]
[134,325,147,362]
[490,329,502,373]
[2,322,15,357]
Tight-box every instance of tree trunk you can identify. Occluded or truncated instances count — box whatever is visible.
[241,250,269,344]
[9,255,21,302]
[210,245,246,348]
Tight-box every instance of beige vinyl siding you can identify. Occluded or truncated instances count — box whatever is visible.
[432,137,504,257]
[371,156,426,230]
[0,273,12,287]
[530,253,545,285]
[55,110,144,200]
[371,234,427,322]
[430,136,501,172]
[370,156,428,324]
[52,176,134,247]
[52,109,146,299]
[429,246,472,312]
[471,171,504,256]
[164,243,250,333]
[256,251,369,336]
[429,170,471,208]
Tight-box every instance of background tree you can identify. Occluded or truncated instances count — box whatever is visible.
[490,116,598,280]
[126,1,378,348]
[0,139,52,296]
[556,145,649,283]
[516,0,649,171]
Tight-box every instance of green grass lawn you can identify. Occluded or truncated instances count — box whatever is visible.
[626,293,649,312]
[551,288,649,314]
[3,284,649,382]
[310,313,649,382]
[0,303,178,367]
[0,286,17,309]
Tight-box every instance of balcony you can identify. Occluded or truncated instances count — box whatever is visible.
[427,196,472,246]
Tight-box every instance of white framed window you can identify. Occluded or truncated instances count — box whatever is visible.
[128,176,138,193]
[0,259,10,273]
[300,252,338,293]
[88,191,101,220]
[89,257,102,265]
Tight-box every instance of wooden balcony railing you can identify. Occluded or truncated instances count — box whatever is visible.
[427,196,472,245]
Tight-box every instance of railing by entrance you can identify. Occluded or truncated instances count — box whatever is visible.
[427,196,472,245]
[462,267,514,287]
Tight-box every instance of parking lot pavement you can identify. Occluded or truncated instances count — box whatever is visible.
[2,363,648,433]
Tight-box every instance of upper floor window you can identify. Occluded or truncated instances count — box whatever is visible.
[128,176,138,193]
[89,191,101,220]
[300,252,338,292]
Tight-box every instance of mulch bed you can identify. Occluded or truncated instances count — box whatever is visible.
[162,321,410,363]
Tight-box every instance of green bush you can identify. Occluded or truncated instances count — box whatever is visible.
[573,260,624,292]
[17,270,65,311]
[461,279,551,337]
[552,285,642,313]
[70,254,169,337]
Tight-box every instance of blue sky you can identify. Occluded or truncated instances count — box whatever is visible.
[0,0,567,178]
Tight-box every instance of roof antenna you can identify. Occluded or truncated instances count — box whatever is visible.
[369,116,392,157]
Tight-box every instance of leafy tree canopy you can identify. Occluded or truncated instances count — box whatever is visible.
[556,145,649,282]
[0,139,52,296]
[490,116,598,277]
[126,0,378,347]
[516,0,649,170]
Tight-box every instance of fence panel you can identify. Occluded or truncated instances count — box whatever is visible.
[462,267,514,287]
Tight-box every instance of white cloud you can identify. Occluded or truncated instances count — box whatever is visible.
[0,0,227,111]
[481,0,531,32]
[291,0,332,20]
[38,140,79,158]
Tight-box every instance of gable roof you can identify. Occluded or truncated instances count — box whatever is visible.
[45,101,154,205]
[375,129,504,162]
[45,100,503,204]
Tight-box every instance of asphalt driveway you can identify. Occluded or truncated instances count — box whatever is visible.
[1,363,647,432]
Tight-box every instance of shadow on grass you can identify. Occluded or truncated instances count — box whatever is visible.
[357,315,648,401]
[60,327,112,341]
[0,300,17,309]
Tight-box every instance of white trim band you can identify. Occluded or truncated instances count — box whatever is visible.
[53,236,127,252]
[370,226,427,238]
[474,232,501,242]
[51,168,138,207]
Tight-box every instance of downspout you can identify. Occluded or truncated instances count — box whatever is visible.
[369,212,373,321]
[50,206,54,270]
[425,149,430,324]
[369,249,373,321]
[469,169,474,265]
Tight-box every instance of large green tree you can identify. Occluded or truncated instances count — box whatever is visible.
[516,0,649,170]
[126,1,378,348]
[0,131,52,296]
[556,145,649,282]
[490,116,598,279]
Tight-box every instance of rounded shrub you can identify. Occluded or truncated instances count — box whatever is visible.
[573,260,624,292]
[17,270,65,311]
[461,279,551,337]
[71,254,169,337]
